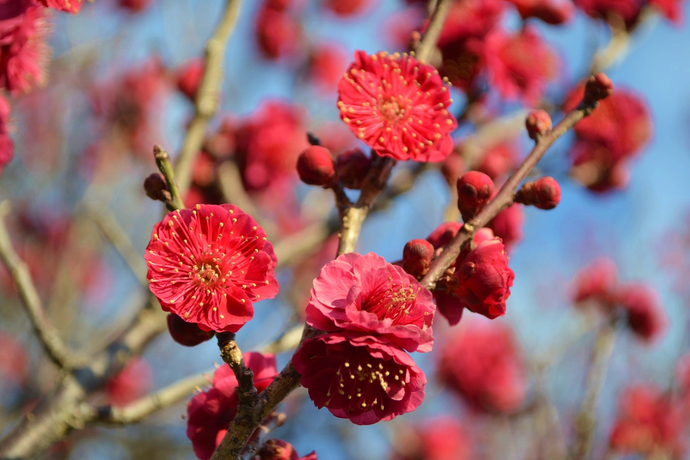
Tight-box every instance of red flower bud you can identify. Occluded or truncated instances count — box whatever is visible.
[616,284,666,343]
[584,72,614,104]
[402,239,434,278]
[143,173,171,202]
[166,313,215,347]
[456,171,494,221]
[525,110,552,140]
[426,222,462,249]
[515,176,561,209]
[297,146,336,186]
[335,148,372,189]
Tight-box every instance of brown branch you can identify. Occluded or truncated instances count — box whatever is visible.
[420,103,598,290]
[414,0,453,63]
[0,201,83,370]
[217,332,258,406]
[569,319,618,460]
[154,145,185,211]
[85,371,211,425]
[174,0,243,196]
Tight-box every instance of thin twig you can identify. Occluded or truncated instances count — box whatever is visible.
[569,319,618,460]
[414,0,453,63]
[174,0,243,196]
[0,201,82,370]
[82,202,148,285]
[154,145,185,211]
[420,102,600,290]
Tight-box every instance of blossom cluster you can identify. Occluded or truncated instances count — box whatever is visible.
[293,252,435,425]
[572,258,667,342]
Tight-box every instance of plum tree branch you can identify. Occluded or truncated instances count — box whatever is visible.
[174,0,243,196]
[0,200,84,370]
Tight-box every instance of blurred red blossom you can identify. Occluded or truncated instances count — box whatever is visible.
[38,0,83,14]
[483,26,559,105]
[104,357,152,407]
[307,43,347,93]
[337,50,457,162]
[293,332,426,425]
[323,0,372,17]
[487,203,524,252]
[616,283,667,343]
[0,2,50,94]
[609,385,685,457]
[305,252,435,353]
[145,204,279,333]
[0,95,13,175]
[391,416,473,460]
[473,140,520,181]
[117,0,153,13]
[187,353,278,460]
[255,3,301,60]
[438,319,527,414]
[175,58,204,102]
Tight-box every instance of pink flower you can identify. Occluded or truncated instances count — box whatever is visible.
[609,385,685,457]
[187,353,278,460]
[438,320,527,414]
[337,51,457,162]
[104,357,152,406]
[392,416,473,460]
[305,252,435,353]
[38,0,83,13]
[483,26,558,106]
[145,204,279,333]
[293,332,426,425]
[616,283,667,343]
[0,2,50,94]
[452,239,514,319]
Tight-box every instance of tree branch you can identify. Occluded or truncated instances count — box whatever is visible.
[0,201,83,370]
[154,145,185,211]
[174,0,243,196]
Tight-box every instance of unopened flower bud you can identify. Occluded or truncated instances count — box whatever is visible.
[166,313,215,347]
[441,153,465,186]
[516,176,561,210]
[143,173,171,202]
[297,146,336,186]
[255,439,299,460]
[525,110,552,140]
[456,171,494,221]
[402,239,434,278]
[584,72,613,104]
[335,148,372,189]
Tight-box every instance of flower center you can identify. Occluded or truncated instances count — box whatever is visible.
[379,97,406,123]
[362,285,417,323]
[193,262,222,285]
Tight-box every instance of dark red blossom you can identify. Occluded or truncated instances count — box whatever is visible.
[337,51,457,162]
[145,204,279,333]
[255,5,301,60]
[438,320,527,414]
[187,353,278,460]
[609,385,685,458]
[293,332,426,425]
[435,0,504,45]
[649,0,685,24]
[453,238,514,319]
[324,0,371,16]
[483,26,558,105]
[0,95,13,175]
[573,0,643,28]
[427,222,462,250]
[506,0,575,24]
[305,252,435,353]
[617,283,667,343]
[118,0,153,13]
[0,2,50,94]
